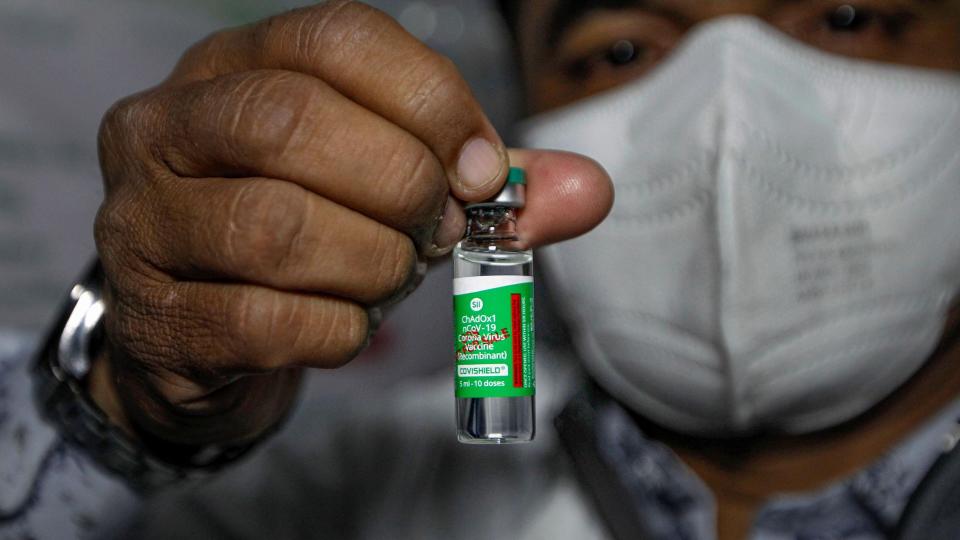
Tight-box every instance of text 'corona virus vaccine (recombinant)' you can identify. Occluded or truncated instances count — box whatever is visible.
[453,167,534,444]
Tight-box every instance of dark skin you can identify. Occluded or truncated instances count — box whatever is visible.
[88,1,959,538]
[514,1,960,538]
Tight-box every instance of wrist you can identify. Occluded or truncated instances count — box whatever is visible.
[34,259,279,490]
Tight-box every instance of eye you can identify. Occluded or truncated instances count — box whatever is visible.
[826,4,877,32]
[818,3,917,39]
[767,1,954,72]
[535,11,683,111]
[563,39,650,81]
[606,39,642,66]
[772,1,921,60]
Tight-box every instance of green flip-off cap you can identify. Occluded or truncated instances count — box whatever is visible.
[507,167,526,185]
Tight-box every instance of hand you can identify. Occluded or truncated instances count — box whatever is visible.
[91,1,613,448]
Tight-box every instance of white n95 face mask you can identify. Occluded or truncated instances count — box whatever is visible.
[521,17,960,435]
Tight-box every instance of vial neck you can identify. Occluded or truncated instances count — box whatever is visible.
[464,206,519,247]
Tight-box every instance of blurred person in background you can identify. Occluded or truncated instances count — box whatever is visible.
[2,1,960,539]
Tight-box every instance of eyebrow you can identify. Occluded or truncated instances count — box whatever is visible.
[545,0,949,49]
[546,0,651,48]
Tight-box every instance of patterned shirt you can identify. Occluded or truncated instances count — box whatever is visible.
[2,330,958,539]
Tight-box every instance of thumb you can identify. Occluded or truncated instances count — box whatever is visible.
[509,149,614,249]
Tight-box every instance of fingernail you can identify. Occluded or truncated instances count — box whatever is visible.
[457,137,504,192]
[431,197,465,254]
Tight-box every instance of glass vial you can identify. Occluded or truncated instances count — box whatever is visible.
[453,167,534,444]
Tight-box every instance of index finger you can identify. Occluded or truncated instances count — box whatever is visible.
[167,0,508,201]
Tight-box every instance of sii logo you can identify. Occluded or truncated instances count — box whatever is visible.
[470,298,483,312]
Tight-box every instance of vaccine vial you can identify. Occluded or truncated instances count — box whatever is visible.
[453,167,534,444]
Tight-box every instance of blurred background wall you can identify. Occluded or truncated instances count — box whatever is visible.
[0,0,519,381]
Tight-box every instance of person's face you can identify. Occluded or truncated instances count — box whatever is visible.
[516,0,960,114]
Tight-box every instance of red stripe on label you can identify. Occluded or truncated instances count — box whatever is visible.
[511,293,523,388]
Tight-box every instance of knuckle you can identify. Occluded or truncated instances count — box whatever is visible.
[223,287,282,368]
[402,54,472,127]
[369,230,417,302]
[94,194,152,266]
[99,101,128,151]
[315,301,369,368]
[223,290,368,371]
[100,96,142,143]
[173,31,226,81]
[223,180,309,277]
[305,1,383,54]
[98,94,162,179]
[209,71,321,167]
[122,284,238,380]
[383,142,447,230]
[94,201,123,255]
[103,279,183,374]
[94,205,126,265]
[255,1,381,63]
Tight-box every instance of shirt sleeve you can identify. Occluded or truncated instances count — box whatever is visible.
[0,330,141,540]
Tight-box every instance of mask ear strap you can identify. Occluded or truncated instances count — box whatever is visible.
[894,421,960,540]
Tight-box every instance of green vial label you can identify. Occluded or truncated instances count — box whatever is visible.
[454,276,534,398]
